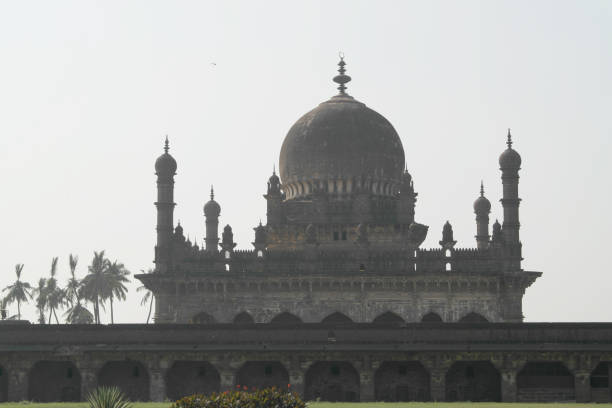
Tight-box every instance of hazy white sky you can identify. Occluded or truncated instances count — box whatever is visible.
[0,1,610,323]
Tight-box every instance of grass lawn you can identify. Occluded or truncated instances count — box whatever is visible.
[2,403,612,408]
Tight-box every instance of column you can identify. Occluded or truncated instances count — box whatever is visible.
[7,366,27,402]
[574,370,592,403]
[500,368,518,402]
[429,368,446,402]
[359,368,375,402]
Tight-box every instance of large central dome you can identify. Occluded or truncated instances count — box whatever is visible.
[279,60,405,200]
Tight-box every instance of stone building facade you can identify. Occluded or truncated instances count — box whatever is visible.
[2,58,610,404]
[138,58,539,325]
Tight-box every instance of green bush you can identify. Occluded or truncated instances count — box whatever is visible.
[171,386,306,408]
[87,386,132,408]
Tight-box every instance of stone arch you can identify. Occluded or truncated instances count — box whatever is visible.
[321,312,353,324]
[458,312,488,322]
[373,311,404,324]
[166,361,220,400]
[590,362,612,402]
[445,361,501,402]
[235,361,289,390]
[233,311,255,324]
[374,361,430,401]
[0,365,7,402]
[421,312,443,322]
[192,312,216,324]
[517,362,575,402]
[270,312,302,324]
[305,361,360,402]
[98,361,150,401]
[28,361,81,402]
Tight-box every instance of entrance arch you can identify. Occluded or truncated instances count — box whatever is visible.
[322,312,352,324]
[458,312,488,322]
[270,312,302,324]
[192,312,216,324]
[305,362,359,402]
[445,361,501,401]
[375,361,430,401]
[0,365,6,402]
[421,312,443,322]
[233,312,254,324]
[166,361,220,400]
[235,361,289,390]
[98,361,150,401]
[517,362,574,402]
[590,362,612,402]
[28,361,81,401]
[373,311,404,324]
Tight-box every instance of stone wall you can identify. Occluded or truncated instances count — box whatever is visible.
[0,323,611,403]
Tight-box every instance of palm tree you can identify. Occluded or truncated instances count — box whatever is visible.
[137,273,154,324]
[45,257,64,324]
[2,264,32,320]
[106,261,130,324]
[33,277,48,324]
[81,251,111,324]
[64,254,94,324]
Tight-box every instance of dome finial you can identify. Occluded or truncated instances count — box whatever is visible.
[480,180,485,197]
[210,185,214,200]
[333,52,351,95]
[164,135,170,153]
[507,128,513,148]
[273,164,276,175]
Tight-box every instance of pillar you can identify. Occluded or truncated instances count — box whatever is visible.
[359,368,375,402]
[500,369,518,402]
[7,363,28,401]
[149,368,166,402]
[574,370,592,403]
[429,368,446,402]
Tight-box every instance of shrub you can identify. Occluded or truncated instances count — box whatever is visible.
[171,386,305,408]
[87,386,132,408]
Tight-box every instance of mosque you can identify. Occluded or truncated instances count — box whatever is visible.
[0,58,611,404]
[140,57,539,325]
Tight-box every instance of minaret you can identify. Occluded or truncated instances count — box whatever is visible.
[265,166,283,225]
[203,186,221,254]
[154,137,177,272]
[473,181,491,249]
[499,129,522,267]
[439,221,457,249]
[397,168,417,224]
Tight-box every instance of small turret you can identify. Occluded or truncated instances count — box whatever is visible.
[397,168,417,224]
[439,221,457,249]
[473,182,491,249]
[220,224,236,255]
[252,221,267,256]
[491,219,503,245]
[203,186,221,254]
[264,167,283,225]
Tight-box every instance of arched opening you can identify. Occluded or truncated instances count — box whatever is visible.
[166,361,220,400]
[421,312,443,323]
[373,311,404,324]
[235,361,289,390]
[270,312,302,324]
[374,361,430,401]
[517,362,575,402]
[233,312,255,324]
[0,365,7,402]
[192,312,216,324]
[590,362,612,402]
[322,312,353,324]
[305,362,359,402]
[445,262,452,271]
[458,312,488,322]
[257,250,264,258]
[445,249,451,258]
[28,361,81,402]
[98,361,150,401]
[445,361,501,402]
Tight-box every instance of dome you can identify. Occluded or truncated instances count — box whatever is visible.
[474,195,491,213]
[155,138,177,175]
[499,130,521,170]
[279,59,405,200]
[473,182,491,213]
[203,187,221,217]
